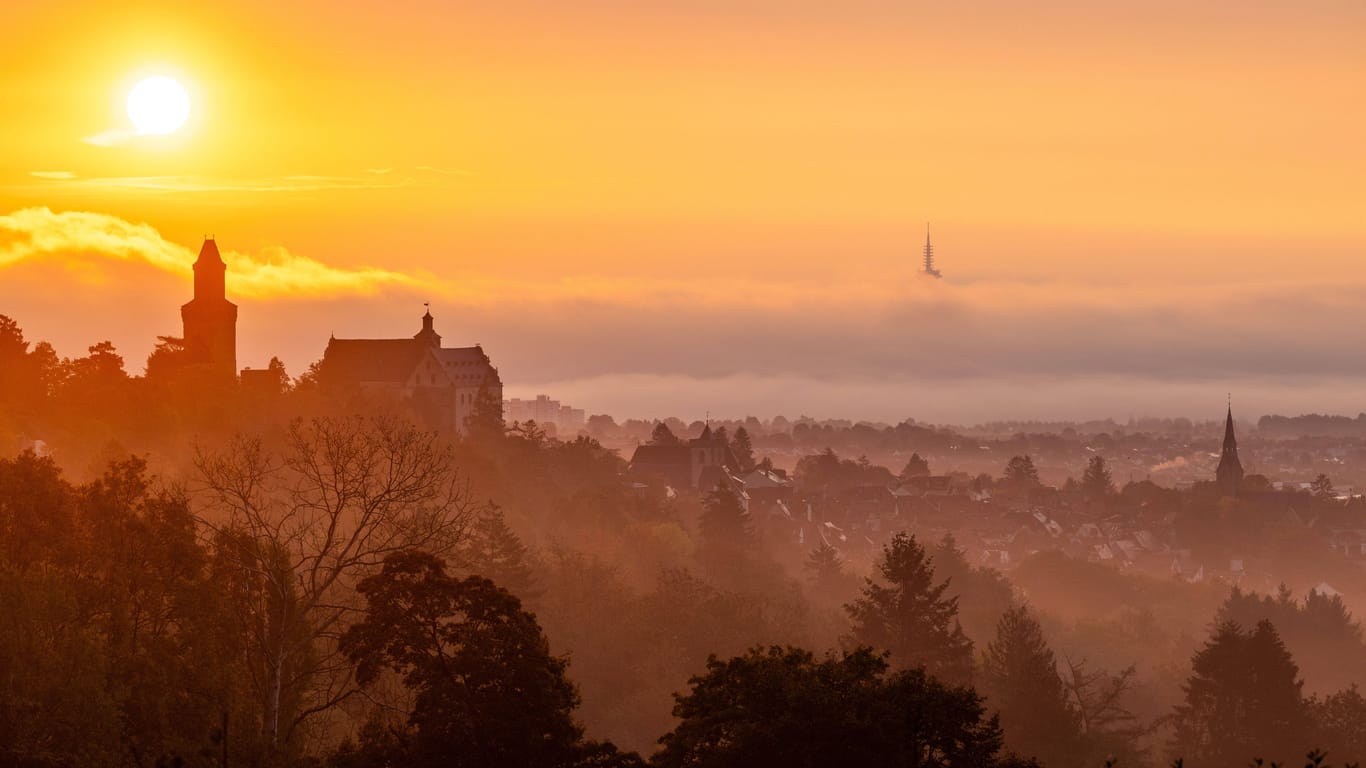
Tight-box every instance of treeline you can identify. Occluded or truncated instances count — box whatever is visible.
[1260,413,1366,438]
[5,432,1366,765]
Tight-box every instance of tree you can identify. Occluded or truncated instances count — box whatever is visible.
[1309,685,1366,764]
[1312,473,1336,498]
[1062,657,1144,768]
[805,542,857,605]
[729,427,756,473]
[982,607,1080,767]
[1170,620,1308,765]
[649,422,681,446]
[930,534,1015,648]
[696,484,759,588]
[846,532,974,684]
[339,550,615,768]
[194,413,477,753]
[145,335,189,381]
[1002,455,1040,488]
[465,380,505,441]
[654,645,1021,768]
[1080,455,1115,498]
[266,355,291,392]
[698,484,753,551]
[901,452,931,479]
[455,503,540,600]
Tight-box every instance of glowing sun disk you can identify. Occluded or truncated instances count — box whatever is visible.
[126,76,190,135]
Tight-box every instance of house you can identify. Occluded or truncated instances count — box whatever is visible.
[626,424,738,491]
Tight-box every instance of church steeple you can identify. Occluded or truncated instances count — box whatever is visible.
[1216,400,1244,496]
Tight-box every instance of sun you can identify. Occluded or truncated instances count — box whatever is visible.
[126,76,190,135]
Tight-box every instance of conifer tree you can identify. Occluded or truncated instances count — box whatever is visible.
[464,380,505,442]
[900,452,931,479]
[846,532,974,684]
[1080,455,1115,498]
[650,422,681,446]
[456,504,540,601]
[730,427,757,473]
[982,606,1080,767]
[1170,619,1307,765]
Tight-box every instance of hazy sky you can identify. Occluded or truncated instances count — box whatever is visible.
[2,0,1364,422]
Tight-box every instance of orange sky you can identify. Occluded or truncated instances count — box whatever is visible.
[2,0,1365,421]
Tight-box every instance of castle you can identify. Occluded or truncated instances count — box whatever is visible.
[320,308,503,435]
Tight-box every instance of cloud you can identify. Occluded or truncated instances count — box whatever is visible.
[415,165,472,177]
[82,129,140,147]
[16,175,413,194]
[29,171,77,180]
[0,207,421,299]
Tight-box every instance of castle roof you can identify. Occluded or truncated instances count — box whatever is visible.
[322,338,429,384]
[196,238,224,266]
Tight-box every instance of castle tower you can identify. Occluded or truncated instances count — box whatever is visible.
[923,224,942,278]
[1215,403,1244,496]
[180,238,238,380]
[414,303,442,347]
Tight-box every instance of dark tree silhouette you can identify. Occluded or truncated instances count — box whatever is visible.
[1309,685,1366,763]
[729,427,756,473]
[1002,455,1040,487]
[465,379,506,441]
[982,606,1081,768]
[1080,455,1115,498]
[340,550,635,768]
[649,422,681,446]
[456,503,540,600]
[900,452,931,479]
[653,645,1023,768]
[846,532,974,683]
[1170,619,1308,765]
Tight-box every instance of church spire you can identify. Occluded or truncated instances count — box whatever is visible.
[1216,399,1244,496]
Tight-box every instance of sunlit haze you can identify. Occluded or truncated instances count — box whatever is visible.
[3,0,1365,422]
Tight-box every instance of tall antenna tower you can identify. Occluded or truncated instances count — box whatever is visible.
[922,223,942,278]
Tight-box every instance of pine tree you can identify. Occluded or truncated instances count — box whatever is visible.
[730,427,757,473]
[900,453,931,479]
[698,484,752,550]
[650,422,681,446]
[982,606,1080,767]
[456,504,540,601]
[1080,455,1115,498]
[846,532,974,684]
[464,380,505,442]
[1002,455,1040,487]
[1170,619,1307,765]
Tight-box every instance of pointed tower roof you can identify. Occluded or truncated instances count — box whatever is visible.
[1216,399,1244,496]
[414,303,441,347]
[195,237,224,266]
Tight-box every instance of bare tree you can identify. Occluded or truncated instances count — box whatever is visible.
[194,413,477,752]
[1063,654,1146,764]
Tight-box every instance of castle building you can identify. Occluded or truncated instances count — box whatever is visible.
[320,308,502,435]
[180,238,238,379]
[1216,404,1244,496]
